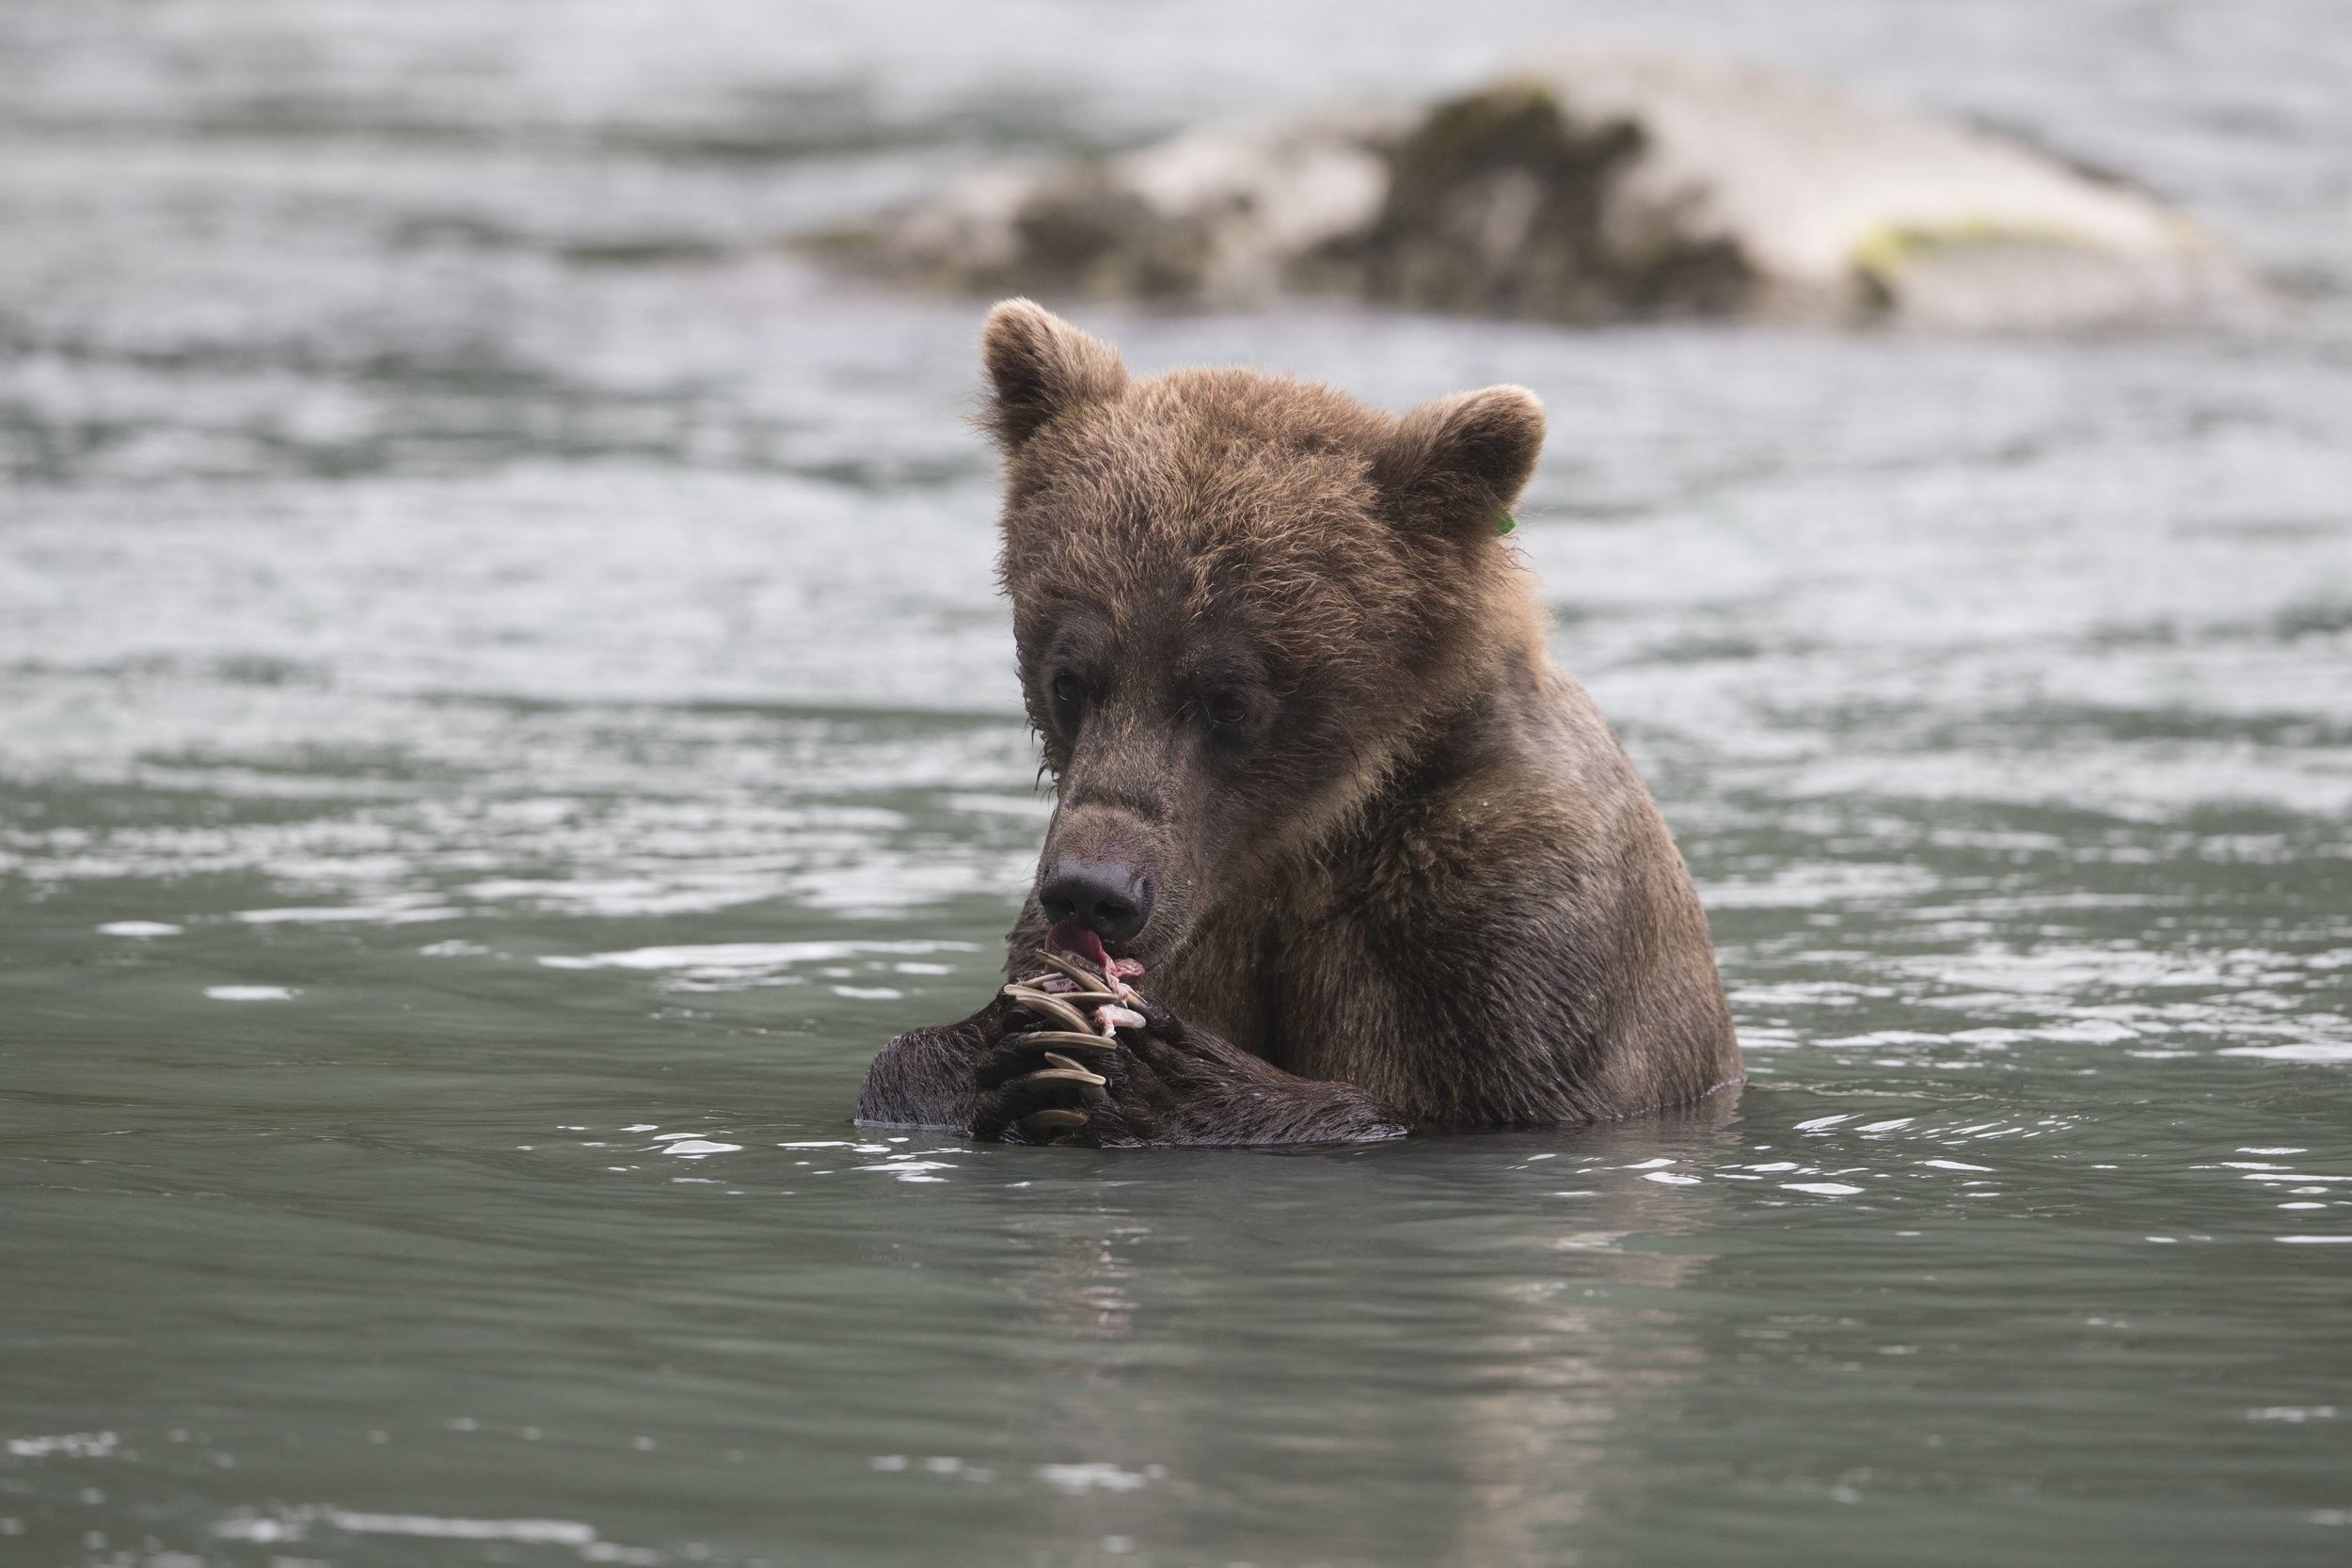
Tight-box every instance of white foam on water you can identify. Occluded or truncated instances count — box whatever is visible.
[215,1505,656,1559]
[237,901,461,925]
[204,985,294,1001]
[325,1513,596,1544]
[6,1432,119,1459]
[1038,1462,1164,1495]
[855,1160,956,1181]
[2220,1043,2352,1062]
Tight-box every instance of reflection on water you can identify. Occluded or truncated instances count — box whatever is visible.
[3,1,2351,1565]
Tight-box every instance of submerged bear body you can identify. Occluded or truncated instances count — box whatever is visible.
[856,300,1739,1144]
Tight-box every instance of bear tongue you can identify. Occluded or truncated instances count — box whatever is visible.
[1044,923,1146,982]
[1046,922,1113,972]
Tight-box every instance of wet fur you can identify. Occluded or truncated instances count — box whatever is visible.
[857,300,1740,1144]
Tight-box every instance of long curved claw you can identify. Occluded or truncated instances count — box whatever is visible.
[1028,948,1146,1006]
[1012,981,1120,1007]
[1008,1029,1119,1052]
[1023,1108,1089,1132]
[1035,1052,1114,1105]
[1001,985,1093,1034]
[1026,949,1111,990]
[1013,1066,1107,1088]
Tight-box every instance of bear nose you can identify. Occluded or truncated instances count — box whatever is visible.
[1037,859,1153,946]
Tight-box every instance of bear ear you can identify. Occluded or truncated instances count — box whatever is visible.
[1375,385,1546,540]
[979,298,1127,451]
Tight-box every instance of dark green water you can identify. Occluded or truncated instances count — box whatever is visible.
[4,4,2350,1565]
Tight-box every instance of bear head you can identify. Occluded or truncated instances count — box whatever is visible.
[980,298,1546,972]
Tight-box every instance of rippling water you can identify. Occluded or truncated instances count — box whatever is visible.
[4,3,2350,1565]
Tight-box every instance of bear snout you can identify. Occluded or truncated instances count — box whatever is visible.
[1037,857,1154,948]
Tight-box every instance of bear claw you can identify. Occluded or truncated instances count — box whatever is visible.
[1014,1065,1107,1088]
[1041,1052,1115,1104]
[1010,1029,1118,1052]
[1026,950,1113,992]
[1026,948,1144,1006]
[1001,985,1094,1034]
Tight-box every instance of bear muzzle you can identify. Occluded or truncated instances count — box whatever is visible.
[1037,857,1153,950]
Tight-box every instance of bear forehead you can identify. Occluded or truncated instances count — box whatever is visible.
[1005,368,1401,560]
[997,366,1451,672]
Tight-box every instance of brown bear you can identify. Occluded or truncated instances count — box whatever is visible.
[855,300,1740,1145]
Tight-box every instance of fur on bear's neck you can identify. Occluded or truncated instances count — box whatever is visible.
[1241,568,1551,907]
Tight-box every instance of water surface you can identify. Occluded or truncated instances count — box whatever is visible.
[4,3,2350,1565]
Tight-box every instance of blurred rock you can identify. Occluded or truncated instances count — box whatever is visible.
[828,105,1408,305]
[828,49,2257,331]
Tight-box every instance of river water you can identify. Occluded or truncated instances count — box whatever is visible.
[3,3,2349,1566]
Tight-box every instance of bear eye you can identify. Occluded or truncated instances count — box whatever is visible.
[1049,670,1085,721]
[1205,690,1249,728]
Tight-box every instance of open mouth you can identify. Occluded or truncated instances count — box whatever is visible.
[1046,921,1147,981]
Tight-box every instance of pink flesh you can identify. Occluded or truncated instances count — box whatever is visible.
[1046,922,1112,971]
[1045,921,1147,992]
